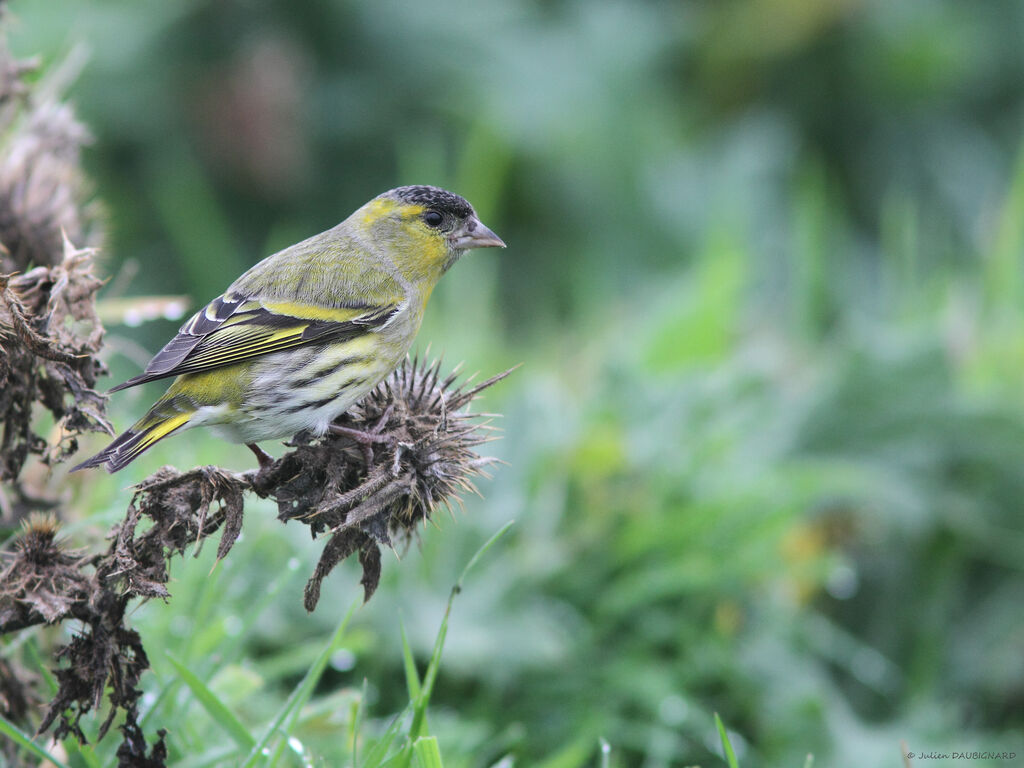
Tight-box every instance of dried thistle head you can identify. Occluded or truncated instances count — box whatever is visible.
[107,466,247,599]
[0,42,100,273]
[346,358,507,530]
[0,511,88,627]
[0,240,113,482]
[14,511,64,564]
[252,356,513,609]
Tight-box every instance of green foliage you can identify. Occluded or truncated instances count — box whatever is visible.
[0,715,70,768]
[4,1,1024,767]
[165,652,256,753]
[715,714,740,768]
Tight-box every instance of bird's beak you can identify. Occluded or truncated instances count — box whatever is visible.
[450,216,506,250]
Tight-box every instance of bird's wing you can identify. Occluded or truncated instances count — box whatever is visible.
[110,292,399,392]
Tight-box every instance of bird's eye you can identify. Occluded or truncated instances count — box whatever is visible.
[423,211,444,228]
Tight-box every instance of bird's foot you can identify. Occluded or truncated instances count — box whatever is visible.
[329,406,396,468]
[327,424,394,445]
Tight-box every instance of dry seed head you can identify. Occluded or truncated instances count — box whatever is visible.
[250,356,515,608]
[0,240,112,481]
[0,43,101,272]
[15,511,62,561]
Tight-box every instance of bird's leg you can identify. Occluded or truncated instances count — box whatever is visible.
[329,403,395,443]
[247,443,274,469]
[371,404,395,434]
[328,405,396,468]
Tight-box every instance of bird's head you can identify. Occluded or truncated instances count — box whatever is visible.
[356,185,505,280]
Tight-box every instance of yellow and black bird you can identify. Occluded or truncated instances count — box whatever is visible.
[73,186,505,472]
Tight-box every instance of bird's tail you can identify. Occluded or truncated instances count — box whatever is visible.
[71,406,194,473]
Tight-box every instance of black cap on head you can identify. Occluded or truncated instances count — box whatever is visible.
[388,185,473,219]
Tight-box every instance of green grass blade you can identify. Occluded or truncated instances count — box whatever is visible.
[166,651,255,752]
[391,522,515,768]
[986,140,1024,311]
[177,745,246,768]
[456,521,515,590]
[408,522,515,743]
[714,713,740,768]
[66,740,104,768]
[400,620,422,700]
[24,639,59,696]
[412,736,444,768]
[216,562,300,667]
[533,734,596,768]
[351,678,368,766]
[0,714,70,768]
[139,561,225,734]
[362,702,415,766]
[139,671,178,730]
[242,599,358,767]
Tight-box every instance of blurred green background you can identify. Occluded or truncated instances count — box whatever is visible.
[7,0,1024,766]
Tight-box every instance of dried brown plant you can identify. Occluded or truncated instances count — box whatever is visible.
[0,43,99,273]
[0,241,113,485]
[0,38,107,497]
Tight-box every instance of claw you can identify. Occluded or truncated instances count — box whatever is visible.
[328,405,398,469]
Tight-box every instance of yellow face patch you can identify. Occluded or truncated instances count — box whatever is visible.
[359,195,450,279]
[360,197,425,227]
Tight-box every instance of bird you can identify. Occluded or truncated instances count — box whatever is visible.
[72,185,505,473]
